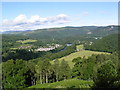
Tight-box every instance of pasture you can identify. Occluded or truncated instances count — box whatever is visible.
[76,44,84,50]
[16,39,37,44]
[29,78,94,88]
[52,50,110,68]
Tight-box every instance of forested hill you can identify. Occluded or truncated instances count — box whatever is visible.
[23,25,118,39]
[3,25,118,38]
[85,34,118,53]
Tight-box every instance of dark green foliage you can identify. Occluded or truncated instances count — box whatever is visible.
[72,54,115,80]
[72,57,83,78]
[24,26,118,41]
[85,34,118,53]
[2,59,29,88]
[93,60,118,88]
[52,60,60,82]
[2,49,47,62]
[59,60,71,80]
[34,59,71,85]
[72,56,95,80]
[2,25,119,88]
[2,34,29,52]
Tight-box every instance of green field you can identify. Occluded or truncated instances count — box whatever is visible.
[52,50,110,68]
[29,79,94,88]
[16,39,37,44]
[76,44,84,50]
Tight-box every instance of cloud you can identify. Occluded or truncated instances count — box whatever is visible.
[13,14,27,24]
[2,14,70,32]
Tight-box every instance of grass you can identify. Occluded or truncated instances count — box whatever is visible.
[51,50,110,68]
[10,48,18,50]
[16,39,37,44]
[28,78,94,88]
[76,44,84,50]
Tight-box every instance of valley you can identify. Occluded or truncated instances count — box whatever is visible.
[1,25,120,89]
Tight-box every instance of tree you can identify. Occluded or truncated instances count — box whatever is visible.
[27,60,36,86]
[93,60,118,88]
[53,59,60,82]
[59,60,71,80]
[2,59,29,88]
[42,59,52,83]
[72,57,83,78]
[35,59,52,84]
[35,60,43,84]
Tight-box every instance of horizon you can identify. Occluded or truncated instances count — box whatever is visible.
[1,24,117,33]
[1,2,118,32]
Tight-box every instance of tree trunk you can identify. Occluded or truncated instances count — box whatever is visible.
[31,76,33,85]
[33,78,36,85]
[56,73,58,82]
[43,75,45,84]
[40,73,42,84]
[46,73,48,83]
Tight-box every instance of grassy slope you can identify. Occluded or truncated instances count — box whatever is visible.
[28,45,109,88]
[52,50,109,68]
[16,39,37,44]
[76,44,84,50]
[29,79,94,88]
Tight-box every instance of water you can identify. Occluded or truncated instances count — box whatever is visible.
[51,46,67,53]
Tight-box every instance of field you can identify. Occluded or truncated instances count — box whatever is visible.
[52,50,110,68]
[16,39,37,44]
[76,44,84,50]
[29,78,94,88]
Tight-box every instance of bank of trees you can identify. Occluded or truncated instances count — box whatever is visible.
[2,53,120,88]
[72,53,120,88]
[93,60,119,88]
[2,59,71,88]
[85,34,118,53]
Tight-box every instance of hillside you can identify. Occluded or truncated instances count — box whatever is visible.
[3,26,118,43]
[85,34,119,53]
[28,79,94,88]
[24,25,118,40]
[51,48,110,68]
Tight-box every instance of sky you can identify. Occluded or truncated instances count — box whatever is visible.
[1,2,118,32]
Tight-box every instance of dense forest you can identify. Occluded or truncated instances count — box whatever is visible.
[2,53,120,88]
[85,34,119,53]
[1,25,120,89]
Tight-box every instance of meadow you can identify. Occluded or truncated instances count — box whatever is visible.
[29,78,94,88]
[51,45,110,68]
[16,39,37,44]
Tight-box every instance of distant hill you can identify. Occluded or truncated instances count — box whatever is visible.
[85,34,118,53]
[2,30,32,34]
[3,25,118,37]
[17,25,118,43]
[2,25,119,46]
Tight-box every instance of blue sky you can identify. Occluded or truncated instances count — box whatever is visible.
[2,2,118,31]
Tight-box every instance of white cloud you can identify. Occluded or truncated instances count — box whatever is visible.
[13,14,27,23]
[2,14,70,32]
[28,15,40,23]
